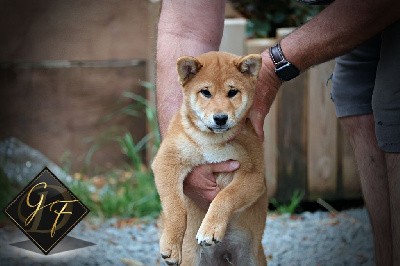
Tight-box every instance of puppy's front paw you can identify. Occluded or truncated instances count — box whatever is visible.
[196,221,226,247]
[160,233,182,265]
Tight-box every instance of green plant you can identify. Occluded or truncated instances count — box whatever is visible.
[83,82,160,171]
[121,81,161,161]
[229,0,323,38]
[112,83,161,217]
[67,169,160,218]
[270,190,304,214]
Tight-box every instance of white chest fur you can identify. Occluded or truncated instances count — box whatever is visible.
[176,134,245,166]
[201,143,239,164]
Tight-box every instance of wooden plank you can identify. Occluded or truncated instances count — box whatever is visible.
[276,72,308,201]
[0,0,150,61]
[146,0,160,163]
[273,27,308,201]
[220,18,247,56]
[245,38,277,54]
[146,0,160,85]
[307,61,337,199]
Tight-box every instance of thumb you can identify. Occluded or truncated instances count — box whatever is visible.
[211,160,240,173]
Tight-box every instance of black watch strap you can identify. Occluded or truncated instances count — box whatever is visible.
[270,43,286,69]
[269,43,300,81]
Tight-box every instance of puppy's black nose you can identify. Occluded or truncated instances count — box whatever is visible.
[213,114,228,126]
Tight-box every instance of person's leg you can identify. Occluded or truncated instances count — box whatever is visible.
[340,114,392,265]
[331,34,394,264]
[386,153,400,264]
[372,20,400,265]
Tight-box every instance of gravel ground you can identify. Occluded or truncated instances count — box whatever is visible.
[0,208,374,266]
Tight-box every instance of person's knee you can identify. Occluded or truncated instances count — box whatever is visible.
[339,114,374,137]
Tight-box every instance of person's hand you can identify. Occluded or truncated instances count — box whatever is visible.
[248,51,283,141]
[183,160,240,210]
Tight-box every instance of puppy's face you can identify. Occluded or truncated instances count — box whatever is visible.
[177,52,262,133]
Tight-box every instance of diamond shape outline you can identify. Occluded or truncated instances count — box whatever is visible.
[3,167,90,255]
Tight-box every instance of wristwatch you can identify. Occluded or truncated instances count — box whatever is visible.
[269,43,300,81]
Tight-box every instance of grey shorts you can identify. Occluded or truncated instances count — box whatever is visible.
[331,20,400,152]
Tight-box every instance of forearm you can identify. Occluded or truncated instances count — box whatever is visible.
[280,0,400,71]
[156,0,225,137]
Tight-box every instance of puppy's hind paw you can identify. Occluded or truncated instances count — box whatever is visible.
[160,243,182,265]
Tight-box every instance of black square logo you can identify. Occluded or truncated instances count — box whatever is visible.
[3,167,89,255]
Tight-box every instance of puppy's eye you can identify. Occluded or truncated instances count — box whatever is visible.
[227,89,239,98]
[200,89,212,98]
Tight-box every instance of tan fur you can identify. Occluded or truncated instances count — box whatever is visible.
[152,51,268,266]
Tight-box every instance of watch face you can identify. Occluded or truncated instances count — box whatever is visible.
[276,62,300,81]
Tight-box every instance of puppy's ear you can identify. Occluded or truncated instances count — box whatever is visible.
[177,56,203,85]
[236,54,262,77]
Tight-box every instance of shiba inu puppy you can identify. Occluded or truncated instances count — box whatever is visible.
[152,51,268,266]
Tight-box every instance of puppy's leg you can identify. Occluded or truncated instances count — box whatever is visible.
[196,169,266,247]
[181,199,206,266]
[153,159,189,265]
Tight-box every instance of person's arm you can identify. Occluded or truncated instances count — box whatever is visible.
[283,0,400,71]
[156,0,225,137]
[156,0,240,209]
[249,0,400,138]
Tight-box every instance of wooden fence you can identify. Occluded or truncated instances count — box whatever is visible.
[0,0,151,173]
[0,60,147,173]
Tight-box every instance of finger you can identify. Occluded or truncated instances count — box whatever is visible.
[211,160,240,173]
[184,171,217,187]
[189,164,218,182]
